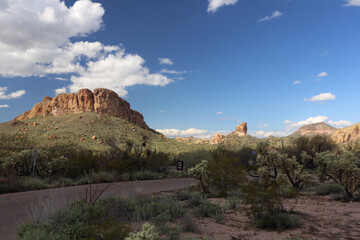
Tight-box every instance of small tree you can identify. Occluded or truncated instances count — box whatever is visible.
[315,151,360,200]
[255,142,310,190]
[208,154,246,196]
[188,160,210,194]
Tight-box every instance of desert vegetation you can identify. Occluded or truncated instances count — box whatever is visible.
[10,133,360,239]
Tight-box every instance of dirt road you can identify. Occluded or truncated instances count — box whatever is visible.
[0,178,198,240]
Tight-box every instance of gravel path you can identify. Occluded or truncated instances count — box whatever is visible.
[0,178,198,240]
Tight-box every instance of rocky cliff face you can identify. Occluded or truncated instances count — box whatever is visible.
[235,122,247,136]
[331,123,360,144]
[15,88,149,129]
[210,134,225,145]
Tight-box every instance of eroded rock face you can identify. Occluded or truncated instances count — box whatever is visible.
[235,122,247,136]
[331,123,360,144]
[210,134,225,145]
[15,88,149,129]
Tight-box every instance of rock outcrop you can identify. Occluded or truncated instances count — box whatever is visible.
[331,123,360,144]
[15,88,149,129]
[235,122,247,136]
[290,122,336,137]
[210,134,225,145]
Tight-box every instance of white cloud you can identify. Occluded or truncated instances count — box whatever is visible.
[0,104,9,108]
[54,77,68,81]
[328,120,352,128]
[68,48,173,97]
[158,58,173,65]
[284,116,330,129]
[160,110,164,113]
[160,69,187,74]
[55,87,67,95]
[258,10,283,22]
[157,128,210,138]
[253,130,288,138]
[305,92,336,102]
[0,0,173,97]
[156,128,229,139]
[344,0,360,6]
[258,123,268,128]
[0,0,104,77]
[216,111,223,115]
[317,72,328,77]
[254,116,353,138]
[207,0,238,13]
[284,116,352,131]
[293,81,301,85]
[0,87,26,99]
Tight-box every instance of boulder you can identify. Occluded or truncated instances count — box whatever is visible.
[210,134,226,145]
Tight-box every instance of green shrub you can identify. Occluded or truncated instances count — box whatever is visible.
[181,212,198,232]
[23,177,48,191]
[185,191,205,208]
[208,153,246,196]
[243,183,300,230]
[157,224,181,240]
[227,188,243,199]
[125,223,160,240]
[277,185,299,199]
[252,211,299,230]
[314,182,345,196]
[227,197,240,210]
[212,213,225,222]
[174,190,193,201]
[130,170,164,181]
[194,200,221,218]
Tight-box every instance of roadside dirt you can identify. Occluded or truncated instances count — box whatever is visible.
[184,195,360,240]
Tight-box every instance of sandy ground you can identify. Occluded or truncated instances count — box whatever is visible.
[183,195,360,240]
[0,178,198,240]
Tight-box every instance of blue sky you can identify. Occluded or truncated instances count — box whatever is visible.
[0,0,360,138]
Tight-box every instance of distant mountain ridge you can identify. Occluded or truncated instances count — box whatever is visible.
[289,122,337,137]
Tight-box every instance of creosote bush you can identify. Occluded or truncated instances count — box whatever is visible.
[243,182,300,230]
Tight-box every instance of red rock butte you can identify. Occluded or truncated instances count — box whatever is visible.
[15,88,149,129]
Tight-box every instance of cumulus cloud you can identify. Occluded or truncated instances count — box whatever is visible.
[207,0,238,13]
[0,104,9,108]
[55,87,67,95]
[158,58,173,65]
[0,87,26,99]
[328,120,352,128]
[156,128,229,139]
[258,123,268,128]
[344,0,360,6]
[258,10,282,22]
[305,92,336,102]
[68,48,173,97]
[293,81,301,85]
[317,72,328,77]
[216,111,223,115]
[0,0,172,97]
[0,0,104,77]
